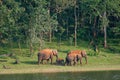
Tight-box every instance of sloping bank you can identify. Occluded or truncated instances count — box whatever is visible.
[0,65,120,74]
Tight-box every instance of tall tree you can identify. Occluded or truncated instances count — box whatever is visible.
[74,0,77,46]
[33,0,58,49]
[98,0,120,48]
[0,0,23,48]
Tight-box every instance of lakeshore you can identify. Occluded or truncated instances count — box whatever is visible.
[0,64,120,74]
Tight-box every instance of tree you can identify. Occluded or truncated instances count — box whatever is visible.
[0,0,23,48]
[98,0,120,48]
[33,0,58,50]
[74,0,77,46]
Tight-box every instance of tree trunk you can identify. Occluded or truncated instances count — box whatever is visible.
[49,28,52,43]
[104,24,107,48]
[29,21,34,56]
[93,17,98,52]
[30,39,33,57]
[9,28,13,52]
[103,11,107,48]
[93,17,97,38]
[74,0,77,47]
[89,17,98,53]
[39,32,43,50]
[66,17,69,40]
[18,39,22,54]
[48,9,52,43]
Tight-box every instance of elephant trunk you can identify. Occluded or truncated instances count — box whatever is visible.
[85,56,87,64]
[56,54,58,61]
[81,50,87,64]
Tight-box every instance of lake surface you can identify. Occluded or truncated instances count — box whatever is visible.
[0,70,120,80]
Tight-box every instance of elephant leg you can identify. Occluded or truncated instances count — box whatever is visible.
[47,59,49,64]
[80,58,82,65]
[65,57,69,66]
[38,58,40,65]
[64,61,67,66]
[70,61,72,66]
[85,56,87,64]
[38,56,41,65]
[76,59,79,65]
[73,61,75,66]
[50,54,53,64]
[38,57,42,65]
[50,58,53,64]
[38,60,40,65]
[41,59,44,64]
[65,61,68,66]
[73,59,77,66]
[67,61,71,66]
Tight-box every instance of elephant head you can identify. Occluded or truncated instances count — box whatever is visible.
[52,49,58,60]
[81,50,87,64]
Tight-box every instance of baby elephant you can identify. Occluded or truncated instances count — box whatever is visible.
[56,58,64,65]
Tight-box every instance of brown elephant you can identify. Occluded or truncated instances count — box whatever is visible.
[37,49,58,64]
[65,52,82,66]
[56,58,64,65]
[68,50,87,64]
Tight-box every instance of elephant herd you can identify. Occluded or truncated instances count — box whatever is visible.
[37,48,87,66]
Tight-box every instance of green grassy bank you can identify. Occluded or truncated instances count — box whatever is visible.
[0,41,120,74]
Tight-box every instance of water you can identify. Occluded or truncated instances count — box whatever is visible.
[0,70,120,80]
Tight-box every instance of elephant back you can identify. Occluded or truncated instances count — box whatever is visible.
[39,49,58,56]
[67,53,78,59]
[68,50,81,55]
[39,49,52,54]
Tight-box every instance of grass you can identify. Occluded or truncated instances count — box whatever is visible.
[0,41,120,74]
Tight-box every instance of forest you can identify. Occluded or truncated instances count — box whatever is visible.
[0,0,120,69]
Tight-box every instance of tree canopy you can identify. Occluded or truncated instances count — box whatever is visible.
[0,0,120,52]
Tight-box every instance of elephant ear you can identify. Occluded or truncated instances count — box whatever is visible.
[52,49,58,55]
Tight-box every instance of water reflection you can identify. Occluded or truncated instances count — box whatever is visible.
[0,70,120,80]
[112,75,120,80]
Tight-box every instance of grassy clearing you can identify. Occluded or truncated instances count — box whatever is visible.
[0,41,120,74]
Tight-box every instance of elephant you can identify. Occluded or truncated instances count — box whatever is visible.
[68,50,87,65]
[37,49,58,64]
[56,58,64,65]
[65,52,82,66]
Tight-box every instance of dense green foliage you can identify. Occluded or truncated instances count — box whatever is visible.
[0,0,120,55]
